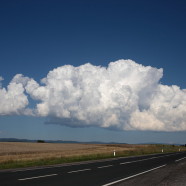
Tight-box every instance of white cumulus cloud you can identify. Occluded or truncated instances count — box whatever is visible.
[0,59,186,131]
[0,75,29,115]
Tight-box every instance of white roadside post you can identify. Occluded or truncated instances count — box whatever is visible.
[162,149,164,153]
[179,148,181,152]
[113,149,116,157]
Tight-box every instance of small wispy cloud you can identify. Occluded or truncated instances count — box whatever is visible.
[0,76,4,88]
[0,59,186,132]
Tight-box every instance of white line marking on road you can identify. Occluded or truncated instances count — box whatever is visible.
[102,164,167,186]
[98,165,113,169]
[175,157,186,162]
[120,153,176,165]
[120,156,158,165]
[68,168,91,173]
[18,174,58,181]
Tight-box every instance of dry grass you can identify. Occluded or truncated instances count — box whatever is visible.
[0,142,148,163]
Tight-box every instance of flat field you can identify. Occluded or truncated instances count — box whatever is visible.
[0,142,140,162]
[0,142,184,169]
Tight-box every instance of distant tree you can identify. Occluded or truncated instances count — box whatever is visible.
[37,140,45,143]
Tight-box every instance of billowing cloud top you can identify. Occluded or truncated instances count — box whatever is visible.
[1,60,186,131]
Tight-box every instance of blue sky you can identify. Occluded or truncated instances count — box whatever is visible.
[0,0,186,144]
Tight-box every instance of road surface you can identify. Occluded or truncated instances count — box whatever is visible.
[0,151,185,186]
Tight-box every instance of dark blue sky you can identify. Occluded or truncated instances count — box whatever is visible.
[0,0,186,143]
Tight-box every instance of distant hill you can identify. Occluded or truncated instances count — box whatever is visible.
[0,138,127,144]
[138,142,184,146]
[1,138,182,145]
[0,138,36,142]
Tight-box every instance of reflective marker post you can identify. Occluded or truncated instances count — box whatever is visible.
[113,150,116,157]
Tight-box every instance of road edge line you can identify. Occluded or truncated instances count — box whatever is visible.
[175,157,186,162]
[102,164,167,186]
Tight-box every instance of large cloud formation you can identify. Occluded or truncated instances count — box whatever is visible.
[1,59,186,131]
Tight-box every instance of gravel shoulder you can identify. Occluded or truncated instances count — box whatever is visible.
[116,159,186,186]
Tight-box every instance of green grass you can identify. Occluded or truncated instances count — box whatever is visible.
[0,144,185,170]
[0,154,113,169]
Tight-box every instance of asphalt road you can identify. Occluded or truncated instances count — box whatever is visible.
[0,151,186,186]
[116,157,186,186]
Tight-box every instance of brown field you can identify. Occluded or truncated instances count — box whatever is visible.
[0,142,184,170]
[0,142,149,163]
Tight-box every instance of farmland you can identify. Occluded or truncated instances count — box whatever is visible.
[0,142,185,169]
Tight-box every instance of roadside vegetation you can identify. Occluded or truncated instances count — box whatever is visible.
[0,142,185,170]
